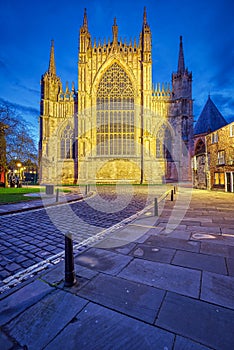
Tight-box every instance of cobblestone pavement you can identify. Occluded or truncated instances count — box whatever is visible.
[0,185,168,286]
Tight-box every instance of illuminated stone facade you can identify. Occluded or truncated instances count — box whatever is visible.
[206,123,234,192]
[39,8,193,184]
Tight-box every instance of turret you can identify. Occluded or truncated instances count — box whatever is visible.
[40,40,62,107]
[141,7,151,60]
[48,39,56,76]
[140,7,152,102]
[112,18,118,46]
[79,8,91,53]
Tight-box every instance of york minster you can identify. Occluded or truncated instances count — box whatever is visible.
[39,8,193,184]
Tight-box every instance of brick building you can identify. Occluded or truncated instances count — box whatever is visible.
[206,122,234,192]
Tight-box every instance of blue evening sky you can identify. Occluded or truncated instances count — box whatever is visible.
[0,0,233,141]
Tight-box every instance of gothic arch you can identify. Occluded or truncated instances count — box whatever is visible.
[154,122,174,159]
[95,62,135,156]
[151,119,175,139]
[55,119,75,160]
[91,58,138,98]
[195,138,205,155]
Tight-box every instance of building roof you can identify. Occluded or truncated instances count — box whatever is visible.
[194,96,227,135]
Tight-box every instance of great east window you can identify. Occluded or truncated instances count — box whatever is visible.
[96,63,135,156]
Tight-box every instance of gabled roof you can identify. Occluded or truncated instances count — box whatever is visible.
[194,96,227,135]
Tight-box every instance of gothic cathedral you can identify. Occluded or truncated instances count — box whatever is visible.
[39,8,193,184]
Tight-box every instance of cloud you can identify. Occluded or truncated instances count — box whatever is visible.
[211,92,234,122]
[15,82,40,95]
[0,97,39,118]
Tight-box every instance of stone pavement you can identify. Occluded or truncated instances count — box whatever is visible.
[0,187,234,349]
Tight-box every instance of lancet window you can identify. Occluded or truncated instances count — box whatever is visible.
[60,125,75,159]
[96,63,135,156]
[156,125,172,159]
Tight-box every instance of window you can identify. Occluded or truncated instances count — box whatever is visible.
[212,132,218,143]
[182,116,188,141]
[230,124,234,137]
[60,125,74,159]
[217,150,225,165]
[96,63,135,156]
[156,125,172,159]
[214,172,225,185]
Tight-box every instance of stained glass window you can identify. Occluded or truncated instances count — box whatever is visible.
[96,63,135,156]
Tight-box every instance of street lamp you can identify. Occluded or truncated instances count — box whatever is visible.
[16,162,22,179]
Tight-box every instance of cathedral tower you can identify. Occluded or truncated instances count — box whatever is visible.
[39,41,77,184]
[168,36,193,181]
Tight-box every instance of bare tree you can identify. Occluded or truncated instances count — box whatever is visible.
[0,101,37,168]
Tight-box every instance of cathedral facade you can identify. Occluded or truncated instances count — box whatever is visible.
[39,8,193,184]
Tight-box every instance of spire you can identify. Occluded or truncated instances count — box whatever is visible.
[83,8,88,30]
[48,39,56,76]
[143,6,147,26]
[177,36,185,74]
[112,17,118,46]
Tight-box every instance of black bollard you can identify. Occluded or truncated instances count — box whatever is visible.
[64,232,76,287]
[56,188,59,202]
[154,198,158,216]
[173,186,176,195]
[171,189,174,201]
[85,185,88,195]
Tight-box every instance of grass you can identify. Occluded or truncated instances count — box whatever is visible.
[0,186,71,204]
[0,187,41,204]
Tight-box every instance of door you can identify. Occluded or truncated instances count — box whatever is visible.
[226,172,231,192]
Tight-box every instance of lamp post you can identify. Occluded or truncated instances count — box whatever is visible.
[16,162,22,179]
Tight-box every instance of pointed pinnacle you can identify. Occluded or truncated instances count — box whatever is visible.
[48,39,56,76]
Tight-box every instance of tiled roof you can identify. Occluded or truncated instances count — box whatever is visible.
[194,96,227,135]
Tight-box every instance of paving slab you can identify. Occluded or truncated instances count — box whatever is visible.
[189,226,221,234]
[93,237,136,252]
[159,229,192,240]
[156,292,234,350]
[78,273,165,323]
[174,336,211,350]
[108,224,151,243]
[172,250,227,274]
[200,241,234,257]
[40,260,98,285]
[44,302,175,350]
[118,258,201,298]
[227,258,234,276]
[130,244,175,264]
[144,235,200,252]
[0,279,53,326]
[75,247,132,275]
[132,215,159,227]
[4,289,87,350]
[108,241,137,254]
[220,227,234,235]
[192,234,234,247]
[39,263,64,285]
[0,331,14,350]
[201,271,234,309]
